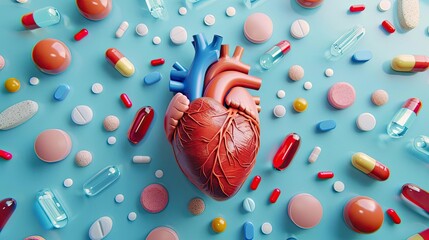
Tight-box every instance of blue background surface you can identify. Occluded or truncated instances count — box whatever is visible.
[1,0,429,239]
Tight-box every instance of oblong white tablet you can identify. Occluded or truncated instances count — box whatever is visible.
[398,0,419,30]
[0,100,38,130]
[89,216,113,240]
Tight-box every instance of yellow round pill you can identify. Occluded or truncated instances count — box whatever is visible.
[211,217,227,233]
[5,78,21,92]
[293,97,308,112]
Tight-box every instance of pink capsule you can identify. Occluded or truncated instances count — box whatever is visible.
[0,150,12,160]
[269,188,281,203]
[382,20,395,34]
[250,175,261,190]
[349,4,365,12]
[150,58,165,66]
[386,208,401,224]
[74,28,88,41]
[120,93,132,108]
[317,171,334,179]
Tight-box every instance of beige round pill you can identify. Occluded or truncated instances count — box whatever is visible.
[103,115,120,132]
[371,90,389,106]
[75,150,92,167]
[188,197,205,215]
[288,65,304,81]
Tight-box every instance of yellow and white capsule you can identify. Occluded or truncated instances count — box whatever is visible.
[351,152,390,181]
[105,48,135,77]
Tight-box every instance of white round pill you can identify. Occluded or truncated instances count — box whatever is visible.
[128,212,137,221]
[333,181,345,192]
[115,194,125,203]
[273,105,286,118]
[152,36,161,45]
[204,14,215,26]
[75,150,92,167]
[356,112,376,131]
[107,136,117,145]
[378,0,391,12]
[0,55,5,70]
[304,81,313,90]
[155,170,164,178]
[71,105,93,125]
[324,68,334,77]
[63,178,73,188]
[91,83,103,94]
[29,77,40,86]
[103,115,120,132]
[261,222,272,235]
[226,7,236,17]
[16,0,28,3]
[290,19,310,39]
[277,90,286,99]
[178,7,187,15]
[136,23,149,36]
[170,26,188,45]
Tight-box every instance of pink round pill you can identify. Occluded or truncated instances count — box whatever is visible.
[371,89,389,106]
[327,82,356,109]
[140,183,169,213]
[243,13,273,44]
[146,226,179,240]
[288,193,323,229]
[34,129,72,163]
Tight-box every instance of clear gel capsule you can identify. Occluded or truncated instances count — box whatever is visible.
[21,6,61,30]
[145,0,168,19]
[414,135,429,156]
[35,189,68,229]
[83,165,120,196]
[330,25,365,58]
[387,98,422,138]
[259,40,291,70]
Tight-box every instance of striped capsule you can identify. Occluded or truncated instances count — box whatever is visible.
[105,48,135,77]
[391,55,429,72]
[351,152,390,181]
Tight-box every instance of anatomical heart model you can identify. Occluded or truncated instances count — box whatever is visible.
[164,34,262,201]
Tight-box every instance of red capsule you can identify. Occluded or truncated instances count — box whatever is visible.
[150,58,165,66]
[250,175,261,190]
[317,171,334,179]
[128,106,154,144]
[0,150,12,160]
[349,4,365,12]
[401,183,429,217]
[273,133,301,171]
[0,198,16,232]
[74,28,88,41]
[120,93,132,108]
[269,188,281,203]
[386,208,401,224]
[382,20,395,34]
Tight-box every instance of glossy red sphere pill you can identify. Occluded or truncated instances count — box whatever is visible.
[74,28,88,41]
[250,175,261,190]
[128,106,154,144]
[386,208,401,224]
[269,188,281,203]
[120,93,132,108]
[273,133,300,171]
[349,4,365,12]
[0,150,12,160]
[382,20,395,33]
[151,58,165,66]
[317,171,334,179]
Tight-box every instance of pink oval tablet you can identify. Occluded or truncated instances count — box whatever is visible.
[34,129,72,163]
[288,193,323,229]
[243,13,273,44]
[146,226,179,240]
[327,82,356,109]
[141,184,169,213]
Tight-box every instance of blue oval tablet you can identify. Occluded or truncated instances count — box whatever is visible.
[317,120,336,132]
[243,221,254,240]
[352,50,372,62]
[53,84,70,101]
[144,71,162,85]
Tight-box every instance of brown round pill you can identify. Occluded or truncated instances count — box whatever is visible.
[188,197,205,215]
[371,90,389,106]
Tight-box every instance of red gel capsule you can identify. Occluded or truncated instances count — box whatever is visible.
[382,20,395,33]
[120,93,132,108]
[151,58,165,66]
[128,106,154,144]
[269,188,281,203]
[401,183,429,217]
[250,175,261,190]
[273,133,301,171]
[317,171,334,179]
[74,28,88,41]
[0,198,16,232]
[0,150,12,160]
[386,208,401,224]
[349,4,365,12]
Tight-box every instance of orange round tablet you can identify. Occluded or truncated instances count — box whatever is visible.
[343,196,383,233]
[32,39,71,75]
[76,0,112,21]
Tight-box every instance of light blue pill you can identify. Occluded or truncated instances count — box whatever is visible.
[317,120,336,132]
[144,71,162,85]
[243,221,254,240]
[287,237,298,240]
[53,84,70,101]
[243,197,255,212]
[352,50,372,62]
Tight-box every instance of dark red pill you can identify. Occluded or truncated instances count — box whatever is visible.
[250,175,261,190]
[151,58,165,66]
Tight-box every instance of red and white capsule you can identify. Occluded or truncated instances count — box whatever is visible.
[105,48,135,77]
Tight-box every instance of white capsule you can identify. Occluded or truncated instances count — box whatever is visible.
[132,155,151,164]
[116,21,129,38]
[308,146,321,163]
